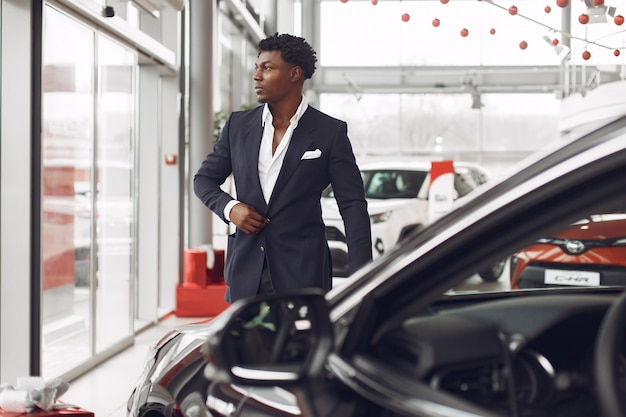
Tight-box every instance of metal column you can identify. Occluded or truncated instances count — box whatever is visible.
[187,0,216,249]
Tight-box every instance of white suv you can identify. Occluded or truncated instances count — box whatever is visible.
[323,160,504,281]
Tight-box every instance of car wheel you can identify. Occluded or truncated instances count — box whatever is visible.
[479,258,507,282]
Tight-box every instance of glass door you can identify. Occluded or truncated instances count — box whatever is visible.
[41,6,136,378]
[95,34,135,353]
[41,7,95,378]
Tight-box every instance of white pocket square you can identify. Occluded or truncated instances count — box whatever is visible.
[301,149,322,160]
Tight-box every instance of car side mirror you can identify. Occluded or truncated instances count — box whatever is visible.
[204,289,333,385]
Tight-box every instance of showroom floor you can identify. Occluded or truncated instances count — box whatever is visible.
[59,314,211,417]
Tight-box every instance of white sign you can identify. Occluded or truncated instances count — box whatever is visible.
[544,269,600,286]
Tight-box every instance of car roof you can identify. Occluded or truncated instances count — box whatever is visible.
[358,160,487,172]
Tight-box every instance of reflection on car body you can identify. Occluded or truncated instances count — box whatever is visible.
[127,115,626,417]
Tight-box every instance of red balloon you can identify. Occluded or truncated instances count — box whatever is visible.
[490,28,496,34]
[582,50,591,60]
[544,5,551,13]
[401,13,410,22]
[552,38,559,45]
[594,0,604,4]
[440,0,449,4]
[615,15,625,25]
[556,0,568,8]
[519,40,528,49]
[615,49,621,57]
[509,5,518,15]
[371,0,377,4]
[579,14,589,24]
[460,28,469,37]
[432,18,441,27]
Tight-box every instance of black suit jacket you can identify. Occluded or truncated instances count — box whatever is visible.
[194,105,372,302]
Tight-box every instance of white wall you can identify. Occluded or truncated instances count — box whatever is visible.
[159,73,181,314]
[1,0,34,382]
[137,66,161,323]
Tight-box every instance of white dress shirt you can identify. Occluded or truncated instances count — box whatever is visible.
[225,96,309,220]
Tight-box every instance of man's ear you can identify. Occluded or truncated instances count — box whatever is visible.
[290,66,303,83]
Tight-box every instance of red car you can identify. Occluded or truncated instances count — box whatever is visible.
[510,213,626,289]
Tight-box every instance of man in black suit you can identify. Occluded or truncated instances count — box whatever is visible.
[194,33,372,303]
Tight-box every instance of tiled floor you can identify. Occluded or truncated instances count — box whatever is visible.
[59,314,211,417]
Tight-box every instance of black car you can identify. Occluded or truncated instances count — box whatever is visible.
[127,115,626,417]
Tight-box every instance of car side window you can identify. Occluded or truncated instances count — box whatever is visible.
[472,168,489,185]
[365,170,428,199]
[454,168,479,197]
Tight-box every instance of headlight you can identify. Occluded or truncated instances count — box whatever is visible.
[370,211,392,224]
[127,349,157,417]
[126,331,180,416]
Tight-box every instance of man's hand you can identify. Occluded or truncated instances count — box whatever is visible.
[230,203,269,234]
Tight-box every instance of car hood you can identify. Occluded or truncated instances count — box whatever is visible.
[321,198,341,220]
[556,214,626,239]
[322,197,422,220]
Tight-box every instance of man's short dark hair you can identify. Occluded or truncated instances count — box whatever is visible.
[258,33,317,79]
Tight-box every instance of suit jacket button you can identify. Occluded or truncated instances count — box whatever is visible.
[260,246,265,252]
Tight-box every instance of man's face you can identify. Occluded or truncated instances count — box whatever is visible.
[253,50,296,104]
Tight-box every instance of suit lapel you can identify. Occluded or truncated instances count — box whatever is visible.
[243,108,266,208]
[268,109,315,208]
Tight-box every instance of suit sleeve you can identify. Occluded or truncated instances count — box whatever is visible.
[328,121,373,273]
[193,113,237,224]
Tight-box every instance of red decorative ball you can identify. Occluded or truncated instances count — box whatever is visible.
[509,5,518,15]
[582,50,591,60]
[490,28,496,34]
[552,38,559,45]
[544,5,551,13]
[519,40,528,49]
[339,0,348,3]
[615,15,625,25]
[579,14,589,24]
[371,0,377,4]
[440,0,449,4]
[401,13,410,22]
[460,28,469,37]
[432,18,441,27]
[556,0,568,8]
[615,49,621,57]
[594,0,604,5]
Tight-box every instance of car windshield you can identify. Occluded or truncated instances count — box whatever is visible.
[363,170,428,199]
[322,169,429,199]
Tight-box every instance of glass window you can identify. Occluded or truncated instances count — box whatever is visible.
[320,93,559,176]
